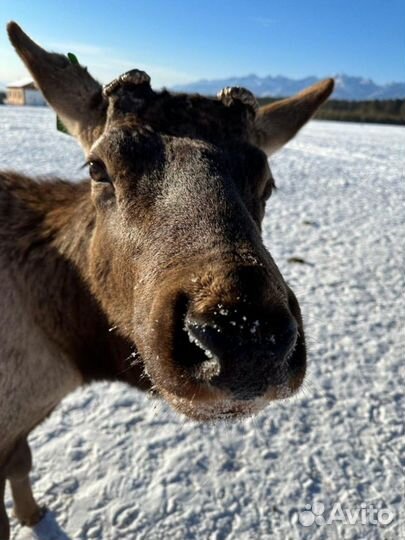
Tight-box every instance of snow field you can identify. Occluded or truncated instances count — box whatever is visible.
[0,106,404,540]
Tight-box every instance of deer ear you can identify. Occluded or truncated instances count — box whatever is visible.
[7,21,107,151]
[252,79,334,156]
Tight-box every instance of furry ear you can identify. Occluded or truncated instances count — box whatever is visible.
[252,79,334,155]
[7,21,107,151]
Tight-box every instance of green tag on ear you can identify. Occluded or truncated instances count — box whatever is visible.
[56,52,79,135]
[67,52,79,65]
[56,115,70,134]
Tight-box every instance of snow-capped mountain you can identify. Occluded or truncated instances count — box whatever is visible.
[173,73,405,100]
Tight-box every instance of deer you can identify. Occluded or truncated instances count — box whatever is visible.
[0,21,334,539]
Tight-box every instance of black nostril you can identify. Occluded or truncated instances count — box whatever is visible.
[173,293,301,393]
[186,311,297,365]
[182,308,299,398]
[182,319,223,382]
[186,318,228,360]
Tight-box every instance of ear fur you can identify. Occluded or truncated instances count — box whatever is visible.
[7,21,106,151]
[252,78,334,155]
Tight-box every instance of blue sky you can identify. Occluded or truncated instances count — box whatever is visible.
[0,0,404,87]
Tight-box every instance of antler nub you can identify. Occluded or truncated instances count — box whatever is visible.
[103,69,151,97]
[217,86,258,111]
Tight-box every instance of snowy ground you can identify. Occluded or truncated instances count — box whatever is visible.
[0,106,404,540]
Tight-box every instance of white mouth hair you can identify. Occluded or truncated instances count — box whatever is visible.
[169,392,268,421]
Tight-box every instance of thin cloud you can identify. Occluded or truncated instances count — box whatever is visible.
[90,58,194,88]
[48,41,110,56]
[47,41,194,88]
[250,16,276,28]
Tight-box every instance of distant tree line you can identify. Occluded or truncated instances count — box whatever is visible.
[1,90,403,125]
[258,97,405,126]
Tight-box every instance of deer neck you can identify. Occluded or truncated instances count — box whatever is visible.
[0,172,149,389]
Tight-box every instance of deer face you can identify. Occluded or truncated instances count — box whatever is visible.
[8,22,334,421]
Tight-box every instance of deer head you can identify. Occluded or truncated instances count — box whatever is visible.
[8,22,334,421]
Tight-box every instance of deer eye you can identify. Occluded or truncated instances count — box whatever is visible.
[88,160,111,184]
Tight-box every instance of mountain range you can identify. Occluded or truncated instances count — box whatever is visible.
[173,74,405,101]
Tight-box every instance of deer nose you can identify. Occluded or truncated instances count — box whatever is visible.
[186,315,297,361]
[185,307,298,399]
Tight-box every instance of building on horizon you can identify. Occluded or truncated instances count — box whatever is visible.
[6,78,46,106]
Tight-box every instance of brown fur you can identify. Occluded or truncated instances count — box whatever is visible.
[0,172,149,387]
[0,21,334,538]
